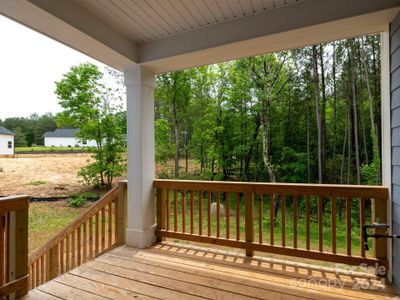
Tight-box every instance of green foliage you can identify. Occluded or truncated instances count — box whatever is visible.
[55,63,126,188]
[278,147,308,183]
[68,196,86,208]
[29,180,47,186]
[361,131,381,185]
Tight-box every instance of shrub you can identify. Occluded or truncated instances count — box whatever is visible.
[68,196,86,208]
[29,180,47,186]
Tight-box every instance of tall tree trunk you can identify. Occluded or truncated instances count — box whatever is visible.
[332,42,338,176]
[347,101,352,184]
[172,101,180,178]
[319,45,327,183]
[185,123,189,176]
[307,96,311,183]
[349,42,361,185]
[312,45,323,184]
[340,104,348,184]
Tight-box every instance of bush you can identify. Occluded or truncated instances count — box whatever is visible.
[68,196,86,208]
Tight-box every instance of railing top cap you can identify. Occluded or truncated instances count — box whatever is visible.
[0,195,30,201]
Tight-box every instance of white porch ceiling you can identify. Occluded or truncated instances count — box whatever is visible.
[0,0,399,72]
[74,0,304,43]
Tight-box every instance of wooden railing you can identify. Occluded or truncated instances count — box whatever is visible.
[154,179,389,268]
[0,195,29,299]
[28,181,127,290]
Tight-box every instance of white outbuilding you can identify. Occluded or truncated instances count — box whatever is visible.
[0,127,15,157]
[43,128,96,148]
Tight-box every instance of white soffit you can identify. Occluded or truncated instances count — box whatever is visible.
[74,0,304,43]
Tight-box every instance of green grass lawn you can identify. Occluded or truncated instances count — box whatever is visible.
[16,146,87,152]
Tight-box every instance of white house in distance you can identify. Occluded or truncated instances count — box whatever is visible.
[0,126,15,157]
[43,128,96,147]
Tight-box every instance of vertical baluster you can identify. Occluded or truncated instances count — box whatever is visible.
[0,213,4,287]
[77,226,81,265]
[293,195,298,249]
[182,191,186,233]
[318,196,323,252]
[331,195,337,254]
[245,192,254,257]
[306,195,310,250]
[166,189,170,231]
[346,196,351,256]
[101,207,106,251]
[71,231,76,269]
[270,194,274,245]
[60,240,64,274]
[236,192,240,241]
[258,193,263,244]
[190,191,194,234]
[83,221,87,263]
[66,235,70,271]
[95,212,99,256]
[216,192,220,238]
[35,260,39,287]
[40,255,45,284]
[174,190,178,232]
[226,192,230,239]
[89,216,93,259]
[207,191,211,236]
[114,198,118,244]
[199,191,203,236]
[360,198,366,257]
[281,193,286,247]
[108,201,112,247]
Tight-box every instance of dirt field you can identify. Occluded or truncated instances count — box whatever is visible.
[0,153,94,197]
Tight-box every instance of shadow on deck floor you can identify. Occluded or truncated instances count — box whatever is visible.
[23,242,399,299]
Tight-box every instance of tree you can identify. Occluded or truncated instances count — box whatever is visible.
[55,63,125,187]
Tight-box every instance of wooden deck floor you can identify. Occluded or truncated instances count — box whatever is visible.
[23,242,399,300]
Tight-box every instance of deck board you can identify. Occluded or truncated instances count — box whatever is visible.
[23,242,399,300]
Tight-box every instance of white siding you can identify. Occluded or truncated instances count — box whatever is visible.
[0,134,14,155]
[44,137,96,147]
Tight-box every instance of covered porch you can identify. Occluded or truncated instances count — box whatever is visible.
[1,0,400,298]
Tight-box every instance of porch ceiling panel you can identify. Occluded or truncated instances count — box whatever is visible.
[74,0,303,43]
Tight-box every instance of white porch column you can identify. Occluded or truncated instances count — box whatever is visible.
[124,64,156,248]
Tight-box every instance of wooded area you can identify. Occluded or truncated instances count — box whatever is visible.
[155,34,382,186]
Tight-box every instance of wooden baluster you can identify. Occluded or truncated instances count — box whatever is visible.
[113,199,118,245]
[117,181,127,245]
[199,191,203,236]
[346,196,352,256]
[226,192,230,240]
[306,195,310,250]
[46,244,59,281]
[360,198,366,257]
[182,191,186,233]
[293,195,298,249]
[318,196,323,252]
[40,255,44,284]
[60,240,64,273]
[270,194,274,245]
[174,190,178,232]
[245,192,254,257]
[0,213,4,287]
[101,207,106,251]
[71,231,76,269]
[207,191,211,237]
[77,226,82,265]
[331,195,337,254]
[166,189,170,231]
[108,201,112,247]
[216,192,220,238]
[89,216,93,259]
[156,188,166,242]
[66,235,70,271]
[236,192,240,241]
[258,193,263,244]
[282,193,286,247]
[190,191,194,234]
[83,221,87,263]
[35,260,39,287]
[95,212,99,256]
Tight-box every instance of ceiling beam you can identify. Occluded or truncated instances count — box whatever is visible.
[0,0,138,70]
[140,0,400,73]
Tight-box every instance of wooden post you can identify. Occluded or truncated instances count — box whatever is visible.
[372,198,387,260]
[156,188,166,242]
[117,181,127,245]
[245,192,254,257]
[46,244,59,281]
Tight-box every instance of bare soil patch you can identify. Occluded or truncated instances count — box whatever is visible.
[0,153,93,197]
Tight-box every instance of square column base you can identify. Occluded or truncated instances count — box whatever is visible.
[125,224,156,248]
